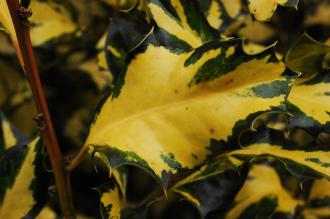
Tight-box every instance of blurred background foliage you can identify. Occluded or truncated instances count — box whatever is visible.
[0,0,329,218]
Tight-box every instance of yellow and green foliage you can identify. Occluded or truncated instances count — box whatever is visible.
[0,0,329,218]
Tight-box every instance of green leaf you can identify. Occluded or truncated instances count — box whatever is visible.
[0,137,51,218]
[285,34,330,75]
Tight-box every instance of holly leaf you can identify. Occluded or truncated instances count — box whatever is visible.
[0,113,29,152]
[285,34,330,75]
[229,142,330,180]
[299,179,330,219]
[284,66,330,143]
[247,0,299,22]
[85,1,292,188]
[196,0,241,31]
[28,0,78,46]
[0,0,23,65]
[222,164,302,219]
[0,137,51,219]
[0,0,78,66]
[97,180,153,219]
[172,155,247,216]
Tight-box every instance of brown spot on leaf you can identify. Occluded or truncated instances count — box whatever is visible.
[225,78,234,85]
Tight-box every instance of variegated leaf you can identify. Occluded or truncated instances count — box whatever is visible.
[196,0,241,31]
[278,35,330,139]
[223,164,302,219]
[36,206,94,219]
[0,0,77,66]
[229,142,330,180]
[86,17,291,187]
[36,206,57,219]
[28,0,77,46]
[171,128,330,218]
[0,137,50,219]
[86,0,291,186]
[100,0,137,9]
[104,0,218,96]
[0,0,23,65]
[0,60,36,136]
[284,36,330,132]
[138,0,218,46]
[196,0,299,27]
[286,69,330,130]
[98,181,151,219]
[0,113,28,152]
[299,179,330,219]
[96,32,109,71]
[172,155,246,216]
[247,0,299,22]
[304,2,330,29]
[76,59,113,92]
[98,182,124,219]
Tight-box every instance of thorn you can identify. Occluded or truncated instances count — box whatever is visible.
[64,156,72,166]
[18,6,32,27]
[64,156,72,162]
[33,113,47,131]
[48,185,56,196]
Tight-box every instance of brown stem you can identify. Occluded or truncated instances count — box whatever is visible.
[6,0,75,218]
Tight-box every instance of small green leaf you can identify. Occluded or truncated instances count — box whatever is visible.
[285,34,330,75]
